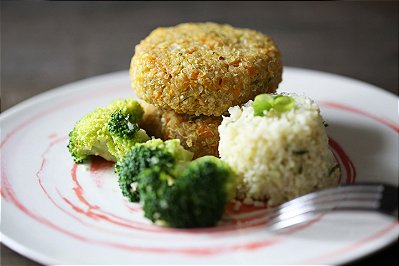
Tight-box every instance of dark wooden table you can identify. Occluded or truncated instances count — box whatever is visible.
[1,2,397,265]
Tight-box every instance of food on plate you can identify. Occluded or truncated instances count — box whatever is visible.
[115,137,236,228]
[161,110,222,158]
[138,155,236,228]
[138,101,163,138]
[66,23,339,228]
[140,101,221,158]
[114,137,236,228]
[219,93,340,206]
[132,22,282,157]
[130,22,282,116]
[67,99,150,163]
[116,139,193,202]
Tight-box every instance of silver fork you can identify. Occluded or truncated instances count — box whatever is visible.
[265,183,398,231]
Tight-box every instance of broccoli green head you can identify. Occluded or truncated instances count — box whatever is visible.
[67,98,150,163]
[108,110,139,138]
[138,156,237,228]
[116,139,193,202]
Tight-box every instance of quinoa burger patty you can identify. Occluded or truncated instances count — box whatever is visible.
[139,101,222,158]
[130,22,282,116]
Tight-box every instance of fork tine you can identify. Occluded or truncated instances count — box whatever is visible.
[267,200,382,231]
[265,197,381,223]
[278,190,381,211]
[268,212,318,231]
[264,184,383,220]
[278,184,383,210]
[273,199,380,220]
[265,183,398,231]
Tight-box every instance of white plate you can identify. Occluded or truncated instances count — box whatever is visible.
[1,67,398,265]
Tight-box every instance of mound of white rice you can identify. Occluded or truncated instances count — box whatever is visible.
[218,93,340,206]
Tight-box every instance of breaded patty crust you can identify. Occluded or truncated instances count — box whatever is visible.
[139,101,221,158]
[130,22,282,116]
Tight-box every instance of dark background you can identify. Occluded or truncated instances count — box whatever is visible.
[1,1,398,265]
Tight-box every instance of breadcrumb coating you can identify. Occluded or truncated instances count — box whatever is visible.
[130,22,282,116]
[139,101,221,158]
[138,100,163,138]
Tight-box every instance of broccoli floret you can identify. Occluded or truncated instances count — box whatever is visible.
[67,99,150,163]
[138,156,237,228]
[116,139,193,202]
[108,110,139,138]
